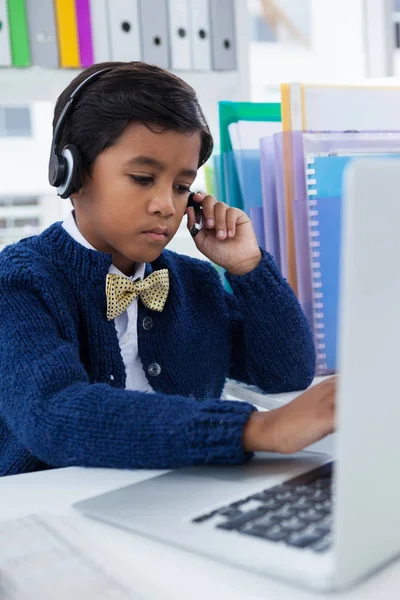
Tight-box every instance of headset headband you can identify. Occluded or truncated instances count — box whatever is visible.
[51,67,112,163]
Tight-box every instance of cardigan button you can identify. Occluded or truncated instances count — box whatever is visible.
[142,317,153,330]
[148,362,161,377]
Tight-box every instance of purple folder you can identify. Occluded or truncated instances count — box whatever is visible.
[249,207,265,249]
[272,133,288,279]
[76,0,94,67]
[290,132,314,328]
[260,137,281,270]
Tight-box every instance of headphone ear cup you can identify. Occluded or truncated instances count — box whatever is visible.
[57,144,82,199]
[67,144,83,196]
[48,153,67,187]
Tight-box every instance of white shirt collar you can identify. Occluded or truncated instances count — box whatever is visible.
[62,210,146,280]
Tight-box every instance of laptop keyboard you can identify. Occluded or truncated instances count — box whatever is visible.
[192,462,333,553]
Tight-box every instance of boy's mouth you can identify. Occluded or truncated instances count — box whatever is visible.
[142,227,169,242]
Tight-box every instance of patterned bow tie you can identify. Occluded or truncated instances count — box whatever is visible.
[106,269,169,321]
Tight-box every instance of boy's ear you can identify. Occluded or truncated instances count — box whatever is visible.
[69,189,82,203]
[70,171,89,202]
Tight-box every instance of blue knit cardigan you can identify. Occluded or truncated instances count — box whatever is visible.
[0,223,315,476]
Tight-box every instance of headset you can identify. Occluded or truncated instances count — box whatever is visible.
[48,67,113,199]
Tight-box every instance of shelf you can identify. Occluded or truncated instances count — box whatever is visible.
[0,67,241,104]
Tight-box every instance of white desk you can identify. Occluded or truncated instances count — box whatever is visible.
[0,386,398,600]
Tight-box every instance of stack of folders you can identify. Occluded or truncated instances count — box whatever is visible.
[0,0,237,70]
[209,103,400,374]
[281,132,400,374]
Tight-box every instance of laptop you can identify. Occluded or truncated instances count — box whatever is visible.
[74,159,400,592]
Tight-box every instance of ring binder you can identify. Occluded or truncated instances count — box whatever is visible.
[7,0,31,66]
[0,0,12,66]
[54,0,80,67]
[89,0,111,62]
[26,0,59,68]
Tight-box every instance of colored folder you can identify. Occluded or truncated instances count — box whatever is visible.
[76,0,94,67]
[260,136,280,270]
[54,0,80,67]
[7,0,30,66]
[273,132,290,280]
[218,102,281,209]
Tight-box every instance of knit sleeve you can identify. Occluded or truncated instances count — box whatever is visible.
[0,285,256,470]
[224,248,316,393]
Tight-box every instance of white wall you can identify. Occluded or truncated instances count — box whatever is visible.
[0,100,66,242]
[0,102,56,196]
[251,0,368,101]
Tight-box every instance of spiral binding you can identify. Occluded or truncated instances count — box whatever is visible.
[306,158,328,374]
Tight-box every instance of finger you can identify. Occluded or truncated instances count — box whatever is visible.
[213,202,229,239]
[317,376,337,392]
[324,377,338,395]
[199,194,218,228]
[226,207,238,238]
[191,191,207,202]
[186,206,195,231]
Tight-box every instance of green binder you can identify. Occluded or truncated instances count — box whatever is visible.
[218,101,281,208]
[7,0,30,66]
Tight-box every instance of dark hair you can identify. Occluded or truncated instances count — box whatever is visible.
[52,61,214,177]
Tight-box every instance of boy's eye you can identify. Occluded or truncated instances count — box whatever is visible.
[130,175,153,185]
[174,185,191,195]
[129,176,191,195]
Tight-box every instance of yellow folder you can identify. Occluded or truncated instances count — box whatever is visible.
[54,0,80,68]
[279,84,298,293]
[281,84,292,132]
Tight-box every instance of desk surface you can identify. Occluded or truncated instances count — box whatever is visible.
[0,387,398,600]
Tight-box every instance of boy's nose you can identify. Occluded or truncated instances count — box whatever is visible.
[150,192,176,216]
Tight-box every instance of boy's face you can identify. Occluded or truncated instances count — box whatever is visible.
[72,122,201,275]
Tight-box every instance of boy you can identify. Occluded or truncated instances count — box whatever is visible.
[0,62,335,476]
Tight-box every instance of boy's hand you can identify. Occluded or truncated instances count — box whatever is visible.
[186,192,261,275]
[243,377,337,454]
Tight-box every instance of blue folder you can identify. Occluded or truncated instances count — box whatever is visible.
[233,148,265,248]
[308,153,400,373]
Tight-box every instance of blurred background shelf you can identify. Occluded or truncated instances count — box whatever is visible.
[1,0,400,254]
[0,0,250,256]
[0,67,242,102]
